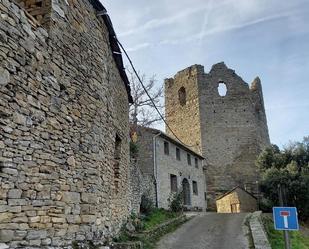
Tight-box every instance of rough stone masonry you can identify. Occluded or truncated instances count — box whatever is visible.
[165,63,270,209]
[0,0,132,247]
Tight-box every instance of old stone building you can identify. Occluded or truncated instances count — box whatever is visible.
[216,186,257,213]
[165,63,270,209]
[0,0,132,247]
[136,127,206,211]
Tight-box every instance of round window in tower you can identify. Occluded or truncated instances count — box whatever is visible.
[178,87,186,106]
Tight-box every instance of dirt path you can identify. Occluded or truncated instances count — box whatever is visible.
[156,213,249,249]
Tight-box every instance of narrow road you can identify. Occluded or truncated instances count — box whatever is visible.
[156,213,249,249]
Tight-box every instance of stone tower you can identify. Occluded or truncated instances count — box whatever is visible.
[165,62,270,209]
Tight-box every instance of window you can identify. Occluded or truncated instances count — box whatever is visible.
[170,174,177,192]
[187,153,191,165]
[114,134,122,193]
[176,147,181,161]
[15,0,52,27]
[195,158,199,168]
[178,87,186,106]
[193,181,198,195]
[114,134,121,160]
[164,141,169,155]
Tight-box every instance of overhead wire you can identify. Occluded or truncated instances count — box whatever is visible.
[116,38,197,148]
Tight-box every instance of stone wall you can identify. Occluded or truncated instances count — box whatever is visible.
[14,0,52,27]
[237,189,257,213]
[135,127,157,206]
[0,0,131,247]
[249,212,271,249]
[165,62,270,209]
[136,128,155,176]
[128,159,147,214]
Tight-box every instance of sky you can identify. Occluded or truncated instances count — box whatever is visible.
[102,0,309,147]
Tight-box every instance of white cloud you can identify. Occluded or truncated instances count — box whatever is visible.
[118,0,304,52]
[117,6,205,37]
[124,10,287,52]
[117,0,235,37]
[159,10,296,46]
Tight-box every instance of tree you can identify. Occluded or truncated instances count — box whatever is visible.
[256,136,309,221]
[128,69,164,129]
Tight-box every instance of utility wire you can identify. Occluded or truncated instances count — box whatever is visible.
[116,38,197,148]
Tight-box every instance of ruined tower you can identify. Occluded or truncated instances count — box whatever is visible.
[165,62,270,209]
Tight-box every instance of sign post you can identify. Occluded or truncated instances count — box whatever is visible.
[280,184,289,249]
[273,184,299,249]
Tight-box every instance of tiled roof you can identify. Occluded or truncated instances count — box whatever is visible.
[216,186,257,201]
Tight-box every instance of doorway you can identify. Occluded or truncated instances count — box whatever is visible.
[182,178,191,206]
[231,203,240,213]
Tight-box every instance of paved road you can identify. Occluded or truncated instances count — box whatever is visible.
[156,213,249,249]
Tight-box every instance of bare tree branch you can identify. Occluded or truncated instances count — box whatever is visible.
[127,68,164,129]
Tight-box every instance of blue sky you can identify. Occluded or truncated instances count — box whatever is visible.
[102,0,309,147]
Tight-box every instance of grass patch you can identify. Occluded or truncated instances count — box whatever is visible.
[263,215,309,249]
[142,209,179,230]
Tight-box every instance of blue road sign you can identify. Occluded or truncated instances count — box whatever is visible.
[273,207,299,231]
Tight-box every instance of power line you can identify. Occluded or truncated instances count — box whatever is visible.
[116,38,197,148]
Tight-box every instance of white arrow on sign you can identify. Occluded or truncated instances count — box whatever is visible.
[280,211,290,229]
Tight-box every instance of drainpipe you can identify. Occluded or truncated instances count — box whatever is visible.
[202,158,208,211]
[153,132,161,208]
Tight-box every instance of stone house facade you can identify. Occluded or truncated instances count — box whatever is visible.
[0,0,132,247]
[216,187,258,213]
[136,127,206,211]
[165,63,270,209]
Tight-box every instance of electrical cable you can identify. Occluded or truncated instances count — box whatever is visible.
[116,38,197,148]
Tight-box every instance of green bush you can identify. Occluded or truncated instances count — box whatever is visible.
[257,136,309,221]
[168,190,184,213]
[259,197,273,213]
[140,194,154,215]
[113,227,131,243]
[130,212,144,231]
[130,141,139,158]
